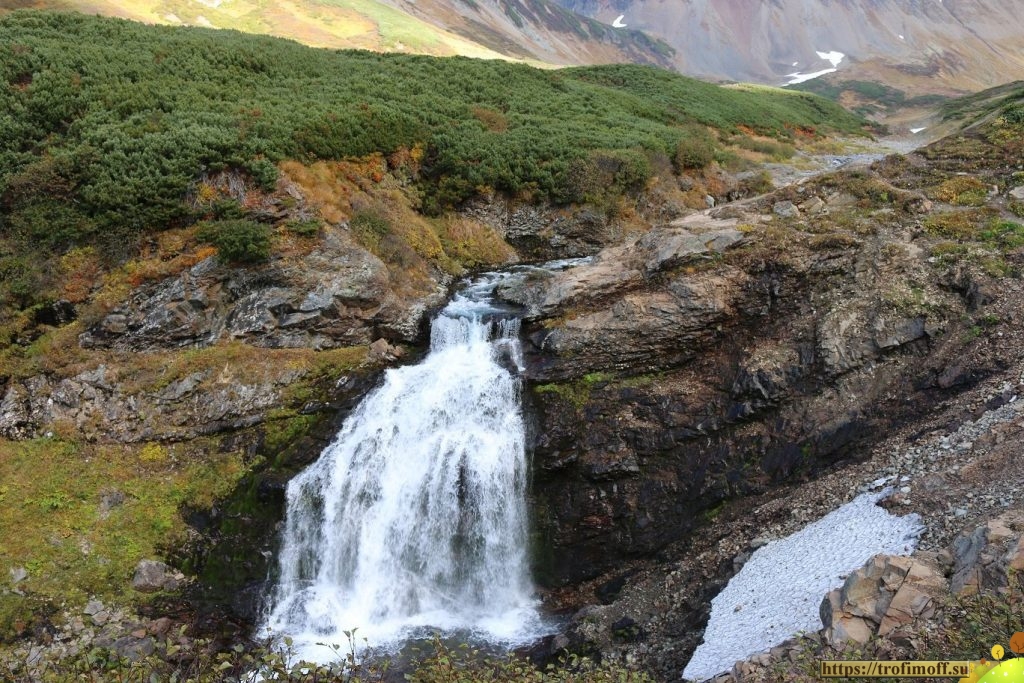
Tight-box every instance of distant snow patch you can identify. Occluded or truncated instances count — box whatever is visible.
[898,34,905,40]
[612,14,627,27]
[816,50,844,68]
[784,51,845,85]
[910,127,927,134]
[681,490,922,682]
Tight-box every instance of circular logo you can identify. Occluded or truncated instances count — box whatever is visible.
[978,658,1024,682]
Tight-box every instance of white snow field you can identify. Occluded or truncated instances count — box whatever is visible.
[785,50,845,85]
[682,490,922,681]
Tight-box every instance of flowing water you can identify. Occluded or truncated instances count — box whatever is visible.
[261,265,576,662]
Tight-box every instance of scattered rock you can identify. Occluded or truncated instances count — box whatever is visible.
[798,196,825,214]
[131,559,182,594]
[772,201,799,218]
[99,490,126,519]
[1009,186,1024,200]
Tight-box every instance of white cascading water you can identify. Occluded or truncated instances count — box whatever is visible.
[262,269,557,662]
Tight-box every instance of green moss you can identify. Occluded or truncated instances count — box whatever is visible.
[931,176,989,207]
[0,437,250,638]
[264,410,318,459]
[534,381,592,409]
[924,209,993,240]
[979,219,1024,250]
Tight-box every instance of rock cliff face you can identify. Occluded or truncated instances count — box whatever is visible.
[506,116,1024,591]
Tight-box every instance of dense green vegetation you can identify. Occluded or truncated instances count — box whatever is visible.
[0,11,865,296]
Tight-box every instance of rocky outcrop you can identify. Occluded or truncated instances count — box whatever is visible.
[499,223,744,323]
[820,554,947,647]
[515,188,979,584]
[0,362,296,442]
[461,195,628,261]
[949,510,1024,596]
[79,226,448,352]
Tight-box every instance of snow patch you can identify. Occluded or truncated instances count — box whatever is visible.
[612,14,627,28]
[898,34,905,40]
[816,50,844,68]
[785,51,845,85]
[681,490,922,682]
[910,127,927,134]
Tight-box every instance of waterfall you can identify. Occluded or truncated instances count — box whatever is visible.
[262,270,549,661]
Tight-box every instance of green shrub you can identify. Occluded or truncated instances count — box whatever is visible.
[1003,105,1024,124]
[0,9,868,323]
[739,170,774,196]
[196,219,272,263]
[931,176,988,206]
[285,219,321,237]
[980,219,1024,250]
[674,130,716,170]
[349,211,390,249]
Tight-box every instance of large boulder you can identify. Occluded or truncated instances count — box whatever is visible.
[821,554,947,647]
[131,559,184,593]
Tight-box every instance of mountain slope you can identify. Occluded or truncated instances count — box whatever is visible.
[553,0,1024,94]
[0,0,674,69]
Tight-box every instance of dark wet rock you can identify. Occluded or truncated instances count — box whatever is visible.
[517,185,986,585]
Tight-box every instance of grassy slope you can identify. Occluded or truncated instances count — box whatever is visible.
[939,80,1024,127]
[0,10,867,314]
[0,10,866,240]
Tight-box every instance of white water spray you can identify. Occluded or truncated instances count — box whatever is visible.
[262,270,553,662]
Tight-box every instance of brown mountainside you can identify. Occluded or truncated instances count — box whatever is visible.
[552,0,1024,93]
[0,0,673,68]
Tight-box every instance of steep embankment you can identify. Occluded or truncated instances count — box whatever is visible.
[0,10,869,673]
